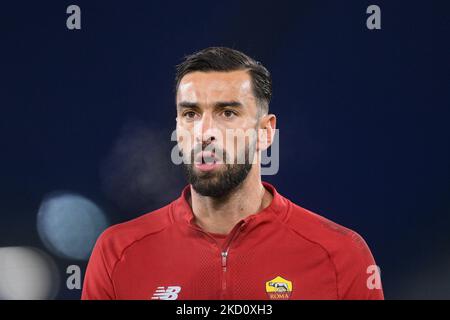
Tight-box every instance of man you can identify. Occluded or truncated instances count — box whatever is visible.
[82,47,384,300]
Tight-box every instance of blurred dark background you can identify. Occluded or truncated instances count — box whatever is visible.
[0,0,449,299]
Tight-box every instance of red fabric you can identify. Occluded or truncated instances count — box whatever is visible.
[82,182,384,300]
[206,231,228,248]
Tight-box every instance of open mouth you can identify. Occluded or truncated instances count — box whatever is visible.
[201,155,217,164]
[195,151,220,163]
[194,151,222,171]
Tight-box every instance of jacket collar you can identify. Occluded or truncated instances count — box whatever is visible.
[170,181,291,230]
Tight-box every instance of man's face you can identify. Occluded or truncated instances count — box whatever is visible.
[176,70,260,197]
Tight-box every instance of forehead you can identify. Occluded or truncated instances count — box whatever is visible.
[177,70,255,103]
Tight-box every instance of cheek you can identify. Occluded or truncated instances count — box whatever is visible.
[222,131,255,161]
[176,126,195,151]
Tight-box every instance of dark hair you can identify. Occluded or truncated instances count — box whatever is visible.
[175,47,272,115]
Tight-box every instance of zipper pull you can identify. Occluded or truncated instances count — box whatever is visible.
[221,251,228,269]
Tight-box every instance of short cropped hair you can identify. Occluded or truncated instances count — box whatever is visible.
[175,47,272,115]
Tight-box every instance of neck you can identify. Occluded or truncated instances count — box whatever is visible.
[189,166,273,235]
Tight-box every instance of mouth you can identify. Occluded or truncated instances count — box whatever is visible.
[194,151,223,172]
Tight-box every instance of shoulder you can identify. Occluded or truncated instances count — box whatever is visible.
[94,202,173,262]
[284,200,377,277]
[284,199,382,299]
[286,201,371,256]
[82,202,176,299]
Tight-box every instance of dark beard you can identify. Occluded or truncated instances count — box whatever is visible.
[181,144,254,198]
[183,162,252,198]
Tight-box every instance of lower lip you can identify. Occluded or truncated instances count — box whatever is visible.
[194,162,221,172]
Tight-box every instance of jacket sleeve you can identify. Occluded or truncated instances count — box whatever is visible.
[334,231,384,300]
[81,230,117,300]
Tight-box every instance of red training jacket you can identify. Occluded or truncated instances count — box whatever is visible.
[82,182,384,300]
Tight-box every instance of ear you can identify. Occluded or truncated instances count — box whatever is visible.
[257,114,277,152]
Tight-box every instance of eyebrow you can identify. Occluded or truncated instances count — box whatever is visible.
[177,100,243,110]
[214,101,243,108]
[177,101,199,110]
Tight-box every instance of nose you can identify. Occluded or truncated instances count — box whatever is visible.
[194,112,217,144]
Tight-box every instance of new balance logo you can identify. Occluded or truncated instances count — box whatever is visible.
[151,286,181,300]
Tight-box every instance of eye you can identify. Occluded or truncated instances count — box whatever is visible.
[183,111,198,120]
[222,109,237,118]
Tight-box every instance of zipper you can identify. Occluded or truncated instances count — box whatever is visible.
[187,218,246,298]
[221,251,228,291]
[219,221,245,297]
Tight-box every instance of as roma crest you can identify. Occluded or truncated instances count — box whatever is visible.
[265,276,293,300]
